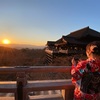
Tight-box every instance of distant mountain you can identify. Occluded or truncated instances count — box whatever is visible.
[0,44,45,49]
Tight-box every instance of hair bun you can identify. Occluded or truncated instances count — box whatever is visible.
[90,45,97,53]
[86,41,100,55]
[91,46,100,55]
[92,47,99,53]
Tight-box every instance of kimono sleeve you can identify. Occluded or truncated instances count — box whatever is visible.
[71,61,86,82]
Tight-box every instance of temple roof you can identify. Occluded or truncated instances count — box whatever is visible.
[66,26,100,39]
[46,41,56,46]
[46,26,100,47]
[62,26,100,45]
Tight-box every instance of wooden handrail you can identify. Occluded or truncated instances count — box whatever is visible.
[0,66,71,74]
[0,66,73,100]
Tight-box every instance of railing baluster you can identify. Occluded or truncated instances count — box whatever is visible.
[16,72,28,100]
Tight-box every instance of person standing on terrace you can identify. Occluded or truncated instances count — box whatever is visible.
[71,41,100,100]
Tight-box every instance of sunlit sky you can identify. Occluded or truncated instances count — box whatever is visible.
[0,0,100,46]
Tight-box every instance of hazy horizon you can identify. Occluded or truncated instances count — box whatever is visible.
[0,43,45,49]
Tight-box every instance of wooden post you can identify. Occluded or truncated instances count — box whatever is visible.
[16,72,28,100]
[61,88,74,100]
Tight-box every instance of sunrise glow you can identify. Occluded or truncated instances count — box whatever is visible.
[2,39,11,44]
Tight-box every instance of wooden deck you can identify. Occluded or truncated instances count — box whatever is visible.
[0,97,14,100]
[0,94,63,100]
[30,94,63,100]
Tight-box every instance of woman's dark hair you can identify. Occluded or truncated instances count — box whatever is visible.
[86,41,100,55]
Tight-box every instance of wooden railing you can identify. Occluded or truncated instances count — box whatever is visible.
[0,66,75,100]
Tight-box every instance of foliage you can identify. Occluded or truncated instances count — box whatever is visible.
[0,46,46,66]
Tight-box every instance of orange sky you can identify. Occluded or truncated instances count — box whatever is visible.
[0,1,100,46]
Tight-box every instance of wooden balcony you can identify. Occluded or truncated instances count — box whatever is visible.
[0,66,74,100]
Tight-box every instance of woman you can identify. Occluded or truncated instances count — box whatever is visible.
[71,41,100,100]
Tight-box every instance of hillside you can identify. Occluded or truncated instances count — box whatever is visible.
[0,46,46,66]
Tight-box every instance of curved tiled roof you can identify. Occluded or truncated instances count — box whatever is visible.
[46,27,100,47]
[62,26,100,45]
[66,26,100,39]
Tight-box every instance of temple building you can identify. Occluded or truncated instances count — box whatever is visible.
[45,26,100,55]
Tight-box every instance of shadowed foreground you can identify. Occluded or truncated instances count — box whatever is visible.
[0,66,74,100]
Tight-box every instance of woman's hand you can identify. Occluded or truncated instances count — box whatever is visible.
[71,57,80,66]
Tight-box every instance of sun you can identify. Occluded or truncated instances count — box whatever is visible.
[2,39,11,44]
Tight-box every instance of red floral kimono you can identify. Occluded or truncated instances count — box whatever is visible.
[71,58,100,100]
